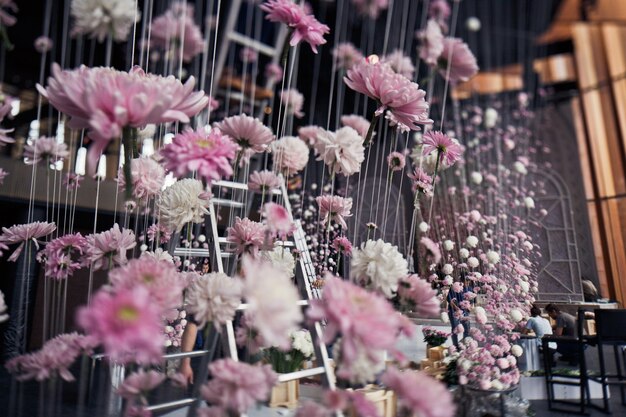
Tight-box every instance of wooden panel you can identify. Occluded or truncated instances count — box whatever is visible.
[601,199,626,305]
[588,0,626,22]
[533,54,577,84]
[601,24,626,162]
[587,201,611,299]
[571,98,596,200]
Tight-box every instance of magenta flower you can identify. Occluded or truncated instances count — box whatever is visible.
[420,237,442,264]
[408,167,434,196]
[332,236,353,256]
[0,221,56,262]
[214,114,275,154]
[417,20,444,66]
[340,114,371,139]
[332,42,364,71]
[263,202,294,239]
[438,38,479,84]
[6,332,97,382]
[265,62,284,81]
[160,128,237,184]
[0,0,17,27]
[421,131,463,167]
[149,3,204,62]
[109,258,185,311]
[226,217,266,256]
[398,274,440,318]
[117,157,165,201]
[23,136,69,165]
[316,195,353,229]
[270,136,310,174]
[77,286,164,364]
[248,170,282,193]
[344,60,432,132]
[387,151,406,172]
[280,88,305,118]
[83,223,136,270]
[117,369,166,399]
[34,35,53,53]
[382,367,456,417]
[200,359,277,413]
[38,233,87,280]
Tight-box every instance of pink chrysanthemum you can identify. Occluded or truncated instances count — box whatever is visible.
[109,258,185,311]
[160,128,237,183]
[340,114,371,139]
[332,236,353,256]
[34,36,53,53]
[249,170,282,194]
[265,62,284,81]
[23,136,69,165]
[438,38,479,84]
[263,202,294,239]
[344,60,432,131]
[226,217,266,256]
[38,233,87,280]
[6,332,97,382]
[63,173,82,190]
[387,151,406,172]
[215,114,275,153]
[200,359,277,413]
[420,237,442,264]
[146,223,172,244]
[316,195,353,229]
[429,0,451,31]
[77,285,164,364]
[0,221,56,262]
[83,223,136,270]
[398,274,440,318]
[421,131,463,166]
[350,0,389,19]
[332,42,364,71]
[382,49,415,79]
[408,167,433,196]
[298,125,324,147]
[314,127,364,176]
[0,0,17,27]
[117,369,165,399]
[271,136,310,174]
[280,89,305,118]
[149,3,204,62]
[417,20,444,66]
[117,157,165,201]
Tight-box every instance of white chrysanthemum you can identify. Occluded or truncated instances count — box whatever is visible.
[440,311,450,323]
[524,197,535,209]
[291,330,314,358]
[349,239,408,298]
[442,263,454,275]
[270,136,310,174]
[466,235,479,248]
[443,240,455,251]
[510,309,523,323]
[0,290,8,323]
[513,161,527,175]
[511,345,523,357]
[71,0,140,42]
[314,127,364,176]
[262,246,296,278]
[467,257,479,268]
[418,222,430,233]
[140,248,174,263]
[443,275,453,286]
[157,179,210,233]
[486,250,500,265]
[459,248,470,258]
[471,171,483,184]
[475,306,487,322]
[484,107,498,128]
[490,379,504,391]
[186,272,242,328]
[519,281,530,293]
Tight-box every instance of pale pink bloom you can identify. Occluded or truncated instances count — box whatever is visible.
[0,221,56,262]
[270,136,310,174]
[215,114,275,153]
[350,0,389,19]
[71,0,139,42]
[382,367,456,417]
[421,131,463,166]
[6,332,97,382]
[340,114,371,139]
[344,60,432,130]
[417,20,444,66]
[438,38,479,84]
[64,173,82,190]
[146,223,172,244]
[316,195,352,229]
[420,237,441,264]
[387,151,406,172]
[382,49,415,79]
[186,272,242,328]
[34,36,53,53]
[259,0,303,26]
[200,359,277,413]
[451,281,463,293]
[298,125,324,147]
[83,224,136,270]
[429,0,451,31]
[226,217,266,256]
[157,179,211,233]
[263,202,294,239]
[38,233,87,280]
[117,158,165,200]
[240,47,258,62]
[332,236,353,256]
[398,274,440,317]
[248,170,282,193]
[117,369,165,399]
[109,258,184,311]
[408,167,433,195]
[160,128,237,183]
[332,42,364,71]
[280,89,305,118]
[23,137,70,165]
[314,127,364,176]
[77,286,164,364]
[241,257,303,350]
[0,0,17,27]
[265,62,283,81]
[37,64,208,172]
[294,401,333,417]
[308,275,413,370]
[292,13,330,53]
[149,3,204,62]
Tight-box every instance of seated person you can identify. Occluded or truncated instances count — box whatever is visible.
[582,279,600,303]
[522,305,556,363]
[545,303,580,365]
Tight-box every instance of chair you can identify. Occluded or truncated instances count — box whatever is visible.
[586,309,626,413]
[541,309,592,415]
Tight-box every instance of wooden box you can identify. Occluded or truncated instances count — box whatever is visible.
[348,386,396,417]
[269,379,300,409]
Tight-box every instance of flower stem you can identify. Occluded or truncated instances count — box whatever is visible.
[0,24,14,50]
[280,29,295,69]
[431,149,442,187]
[364,112,380,147]
[122,127,135,201]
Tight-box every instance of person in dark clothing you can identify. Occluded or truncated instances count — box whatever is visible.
[447,280,471,347]
[545,304,579,365]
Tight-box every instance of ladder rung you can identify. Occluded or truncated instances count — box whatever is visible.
[235,299,309,311]
[217,237,293,247]
[228,31,278,57]
[146,398,196,413]
[212,198,245,208]
[173,248,210,257]
[278,367,326,382]
[213,180,282,195]
[162,350,209,360]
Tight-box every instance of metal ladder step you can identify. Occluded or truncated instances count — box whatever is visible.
[228,31,279,57]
